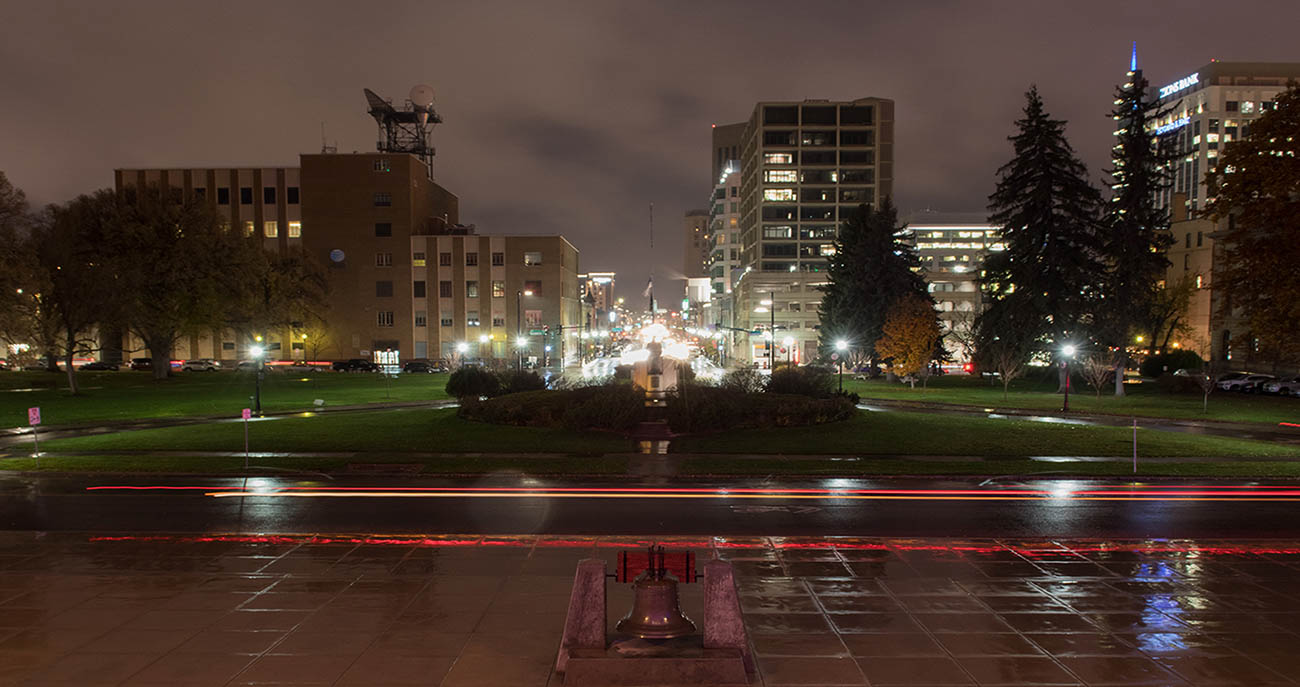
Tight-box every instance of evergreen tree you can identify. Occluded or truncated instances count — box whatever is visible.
[1099,53,1175,395]
[977,87,1105,373]
[818,198,931,363]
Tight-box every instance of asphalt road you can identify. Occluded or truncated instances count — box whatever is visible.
[4,474,1300,539]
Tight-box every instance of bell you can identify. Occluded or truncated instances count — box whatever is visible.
[615,573,697,639]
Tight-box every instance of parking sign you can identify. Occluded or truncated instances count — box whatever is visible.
[241,408,251,420]
[28,407,40,426]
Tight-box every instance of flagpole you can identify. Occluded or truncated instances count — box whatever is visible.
[648,202,655,317]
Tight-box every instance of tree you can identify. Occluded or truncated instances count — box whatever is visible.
[876,295,941,390]
[987,340,1028,401]
[1099,59,1176,395]
[1077,352,1114,399]
[228,248,328,349]
[1144,275,1195,354]
[113,186,261,379]
[0,172,33,355]
[28,191,128,393]
[819,198,931,363]
[1206,85,1300,370]
[978,87,1105,385]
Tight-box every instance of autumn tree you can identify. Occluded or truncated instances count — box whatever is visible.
[876,294,942,390]
[1206,85,1300,370]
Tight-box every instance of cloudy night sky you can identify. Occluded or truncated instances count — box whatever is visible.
[4,0,1297,302]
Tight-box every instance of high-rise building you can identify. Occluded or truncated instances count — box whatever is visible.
[711,123,745,187]
[906,211,1003,365]
[727,97,895,367]
[704,161,743,337]
[683,209,710,278]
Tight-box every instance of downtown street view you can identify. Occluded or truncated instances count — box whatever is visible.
[3,2,1300,685]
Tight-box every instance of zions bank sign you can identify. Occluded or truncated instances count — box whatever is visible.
[1159,73,1199,99]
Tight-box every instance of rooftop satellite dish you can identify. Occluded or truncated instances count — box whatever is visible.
[409,84,435,108]
[329,249,346,263]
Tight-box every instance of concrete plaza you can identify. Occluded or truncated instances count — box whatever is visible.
[2,532,1300,685]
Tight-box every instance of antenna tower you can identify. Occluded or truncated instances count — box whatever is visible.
[363,85,441,174]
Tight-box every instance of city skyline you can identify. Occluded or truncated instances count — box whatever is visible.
[4,0,1299,302]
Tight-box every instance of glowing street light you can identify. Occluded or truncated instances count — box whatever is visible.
[835,339,849,392]
[250,345,265,415]
[1061,344,1077,412]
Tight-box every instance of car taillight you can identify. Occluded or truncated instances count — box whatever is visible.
[962,363,973,373]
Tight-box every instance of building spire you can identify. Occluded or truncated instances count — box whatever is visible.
[1130,41,1138,72]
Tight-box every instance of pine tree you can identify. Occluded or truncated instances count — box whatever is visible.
[818,198,931,364]
[1100,52,1175,395]
[977,87,1105,371]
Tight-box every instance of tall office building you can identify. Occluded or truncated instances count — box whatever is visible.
[726,97,895,367]
[704,161,742,335]
[905,211,1003,364]
[683,209,710,278]
[711,123,745,187]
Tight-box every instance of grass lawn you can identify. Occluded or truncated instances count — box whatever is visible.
[670,410,1300,458]
[34,407,630,455]
[0,370,453,429]
[0,453,630,475]
[842,373,1300,426]
[678,457,1300,478]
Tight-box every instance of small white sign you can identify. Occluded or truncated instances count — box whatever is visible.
[28,407,41,426]
[241,408,251,420]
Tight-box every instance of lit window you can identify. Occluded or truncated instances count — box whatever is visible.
[525,309,542,327]
[377,311,394,327]
[763,153,794,165]
[524,252,543,266]
[764,170,798,183]
[1195,275,1203,289]
[524,280,542,296]
[467,311,480,327]
[1240,101,1255,114]
[492,280,505,298]
[263,221,278,238]
[764,189,796,201]
[466,281,479,298]
[415,311,427,327]
[288,221,301,238]
[412,252,426,267]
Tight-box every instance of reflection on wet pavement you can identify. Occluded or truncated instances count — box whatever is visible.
[2,533,1300,685]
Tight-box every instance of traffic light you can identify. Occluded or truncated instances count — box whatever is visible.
[543,325,550,336]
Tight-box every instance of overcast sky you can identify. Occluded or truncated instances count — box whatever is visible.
[4,0,1298,302]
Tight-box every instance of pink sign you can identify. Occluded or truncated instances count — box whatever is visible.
[241,408,251,420]
[28,407,41,426]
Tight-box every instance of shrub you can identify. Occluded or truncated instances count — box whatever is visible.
[721,367,766,393]
[1154,373,1204,395]
[459,385,644,432]
[498,370,546,395]
[666,383,854,433]
[445,366,500,400]
[766,365,835,398]
[1140,350,1205,379]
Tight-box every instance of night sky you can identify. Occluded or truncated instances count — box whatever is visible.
[4,0,1297,303]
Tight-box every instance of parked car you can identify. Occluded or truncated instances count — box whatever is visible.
[79,360,120,371]
[234,360,271,372]
[332,358,379,373]
[129,358,153,371]
[181,358,221,372]
[401,360,446,374]
[283,362,321,373]
[1262,375,1300,396]
[1219,373,1274,393]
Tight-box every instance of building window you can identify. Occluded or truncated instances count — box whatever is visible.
[263,221,278,238]
[243,220,255,237]
[1185,233,1192,248]
[239,187,253,204]
[263,187,276,204]
[764,170,798,183]
[492,280,505,298]
[415,311,427,327]
[763,226,794,239]
[413,281,426,298]
[375,252,392,267]
[288,221,301,238]
[491,252,505,266]
[413,252,426,267]
[373,192,392,207]
[439,281,452,298]
[376,281,393,297]
[374,222,392,237]
[763,153,794,165]
[525,309,542,327]
[1196,231,1203,247]
[1195,275,1204,289]
[377,311,394,327]
[374,158,390,172]
[439,252,451,266]
[524,251,542,266]
[466,281,479,298]
[287,187,299,204]
[440,317,453,327]
[466,252,478,266]
[467,311,480,327]
[763,189,796,201]
[493,316,505,327]
[193,187,206,201]
[217,187,230,205]
[1226,101,1239,112]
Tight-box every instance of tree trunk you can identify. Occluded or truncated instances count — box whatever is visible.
[1057,360,1068,393]
[62,335,79,396]
[1113,354,1126,397]
[150,340,172,380]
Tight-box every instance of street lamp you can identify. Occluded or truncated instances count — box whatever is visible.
[250,345,264,415]
[1061,344,1076,413]
[783,336,794,368]
[835,339,848,393]
[516,289,535,371]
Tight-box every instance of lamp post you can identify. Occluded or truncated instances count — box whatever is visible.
[1061,344,1076,413]
[516,336,528,371]
[783,336,794,369]
[250,345,264,415]
[516,289,534,371]
[769,291,776,371]
[835,339,848,393]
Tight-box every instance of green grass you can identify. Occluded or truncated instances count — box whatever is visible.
[35,407,630,455]
[0,370,453,429]
[843,374,1300,426]
[670,410,1300,458]
[678,457,1300,478]
[0,453,630,475]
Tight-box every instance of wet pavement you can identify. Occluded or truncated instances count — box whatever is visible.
[3,532,1300,685]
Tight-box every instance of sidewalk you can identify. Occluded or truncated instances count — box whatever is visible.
[2,532,1300,685]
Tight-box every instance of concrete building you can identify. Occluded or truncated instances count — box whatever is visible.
[711,123,745,188]
[726,97,895,367]
[905,211,1003,364]
[683,209,710,278]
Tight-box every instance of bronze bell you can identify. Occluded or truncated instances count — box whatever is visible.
[615,572,697,639]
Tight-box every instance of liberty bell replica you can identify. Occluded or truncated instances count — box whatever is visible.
[615,545,696,638]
